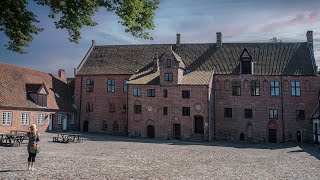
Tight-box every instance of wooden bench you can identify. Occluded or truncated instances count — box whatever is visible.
[53,136,71,143]
[2,137,21,147]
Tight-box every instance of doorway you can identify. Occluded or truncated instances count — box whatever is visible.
[173,124,181,139]
[49,114,53,131]
[297,130,302,142]
[62,115,67,131]
[240,133,244,141]
[269,129,277,143]
[194,116,204,134]
[83,121,89,132]
[147,125,155,138]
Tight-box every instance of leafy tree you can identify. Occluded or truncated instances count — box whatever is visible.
[269,36,282,43]
[0,0,160,54]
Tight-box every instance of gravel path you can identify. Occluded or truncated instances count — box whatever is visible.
[0,132,319,179]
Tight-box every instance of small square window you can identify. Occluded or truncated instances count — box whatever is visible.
[147,89,156,97]
[269,109,278,119]
[163,89,168,98]
[182,90,190,99]
[134,105,142,114]
[165,73,173,81]
[134,88,141,97]
[296,110,305,120]
[224,108,232,118]
[244,109,252,118]
[182,107,190,116]
[166,59,172,67]
[163,107,168,115]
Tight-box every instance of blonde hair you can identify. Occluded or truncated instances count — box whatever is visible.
[30,124,37,132]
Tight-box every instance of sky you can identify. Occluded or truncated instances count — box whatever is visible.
[0,0,319,77]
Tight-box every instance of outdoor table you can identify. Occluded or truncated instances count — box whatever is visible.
[2,134,24,146]
[59,133,83,143]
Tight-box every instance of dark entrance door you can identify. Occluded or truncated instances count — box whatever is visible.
[194,116,204,134]
[297,131,302,142]
[83,121,89,132]
[173,124,181,139]
[147,125,155,138]
[269,129,277,143]
[240,133,244,141]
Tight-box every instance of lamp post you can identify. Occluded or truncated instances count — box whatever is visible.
[316,89,320,143]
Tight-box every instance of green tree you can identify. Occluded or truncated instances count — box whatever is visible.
[0,0,159,54]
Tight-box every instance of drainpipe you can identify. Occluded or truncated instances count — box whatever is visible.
[79,76,83,131]
[281,76,285,142]
[126,83,129,136]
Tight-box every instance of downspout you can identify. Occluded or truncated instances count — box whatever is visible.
[281,76,285,142]
[126,83,129,136]
[213,79,216,140]
[207,85,210,141]
[79,76,83,131]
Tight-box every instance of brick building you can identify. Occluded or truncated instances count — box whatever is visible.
[0,63,75,132]
[75,31,319,143]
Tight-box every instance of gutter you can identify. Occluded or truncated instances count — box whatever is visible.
[79,76,83,131]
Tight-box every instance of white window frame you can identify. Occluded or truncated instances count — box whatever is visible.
[21,112,30,125]
[2,112,12,125]
[37,113,45,124]
[70,114,75,125]
[58,114,62,125]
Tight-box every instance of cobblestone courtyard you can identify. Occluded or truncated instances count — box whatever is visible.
[1,132,319,179]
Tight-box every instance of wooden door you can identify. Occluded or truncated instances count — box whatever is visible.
[194,116,204,134]
[173,124,181,139]
[147,125,155,138]
[269,129,277,143]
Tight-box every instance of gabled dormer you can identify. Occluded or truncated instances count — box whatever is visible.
[26,83,49,108]
[158,46,186,85]
[240,48,253,74]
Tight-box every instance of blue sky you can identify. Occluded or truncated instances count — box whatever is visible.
[0,0,319,77]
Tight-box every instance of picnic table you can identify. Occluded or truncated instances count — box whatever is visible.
[0,133,25,147]
[10,130,28,135]
[53,133,83,143]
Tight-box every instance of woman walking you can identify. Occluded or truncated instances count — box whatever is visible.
[26,124,40,171]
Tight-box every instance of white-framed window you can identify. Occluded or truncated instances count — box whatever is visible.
[21,112,30,125]
[133,88,141,97]
[70,114,75,125]
[58,114,62,125]
[2,112,12,125]
[37,113,45,124]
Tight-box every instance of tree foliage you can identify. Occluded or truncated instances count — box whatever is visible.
[269,36,282,43]
[0,0,159,54]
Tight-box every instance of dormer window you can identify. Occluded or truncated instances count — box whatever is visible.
[240,48,253,74]
[25,83,48,107]
[242,61,252,74]
[166,59,172,67]
[86,79,94,92]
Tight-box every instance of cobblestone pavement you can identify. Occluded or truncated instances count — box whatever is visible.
[0,132,319,180]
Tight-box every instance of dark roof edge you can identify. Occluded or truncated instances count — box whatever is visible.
[308,46,317,75]
[94,42,306,47]
[76,40,95,75]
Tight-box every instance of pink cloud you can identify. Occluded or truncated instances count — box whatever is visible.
[308,10,320,22]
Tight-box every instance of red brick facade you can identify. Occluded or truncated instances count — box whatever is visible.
[74,75,131,134]
[214,75,319,143]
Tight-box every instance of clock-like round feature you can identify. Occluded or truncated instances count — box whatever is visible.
[194,103,202,113]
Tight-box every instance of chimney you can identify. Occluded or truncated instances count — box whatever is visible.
[92,40,96,46]
[216,32,222,47]
[306,31,313,47]
[154,53,160,71]
[58,69,67,80]
[176,33,181,46]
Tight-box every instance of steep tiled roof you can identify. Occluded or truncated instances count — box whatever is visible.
[0,63,73,112]
[178,71,213,85]
[128,70,160,85]
[77,42,316,76]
